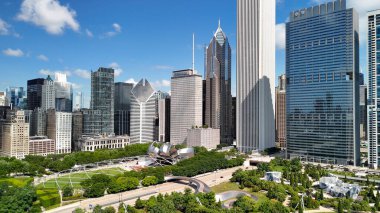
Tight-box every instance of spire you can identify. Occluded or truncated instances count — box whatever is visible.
[218,18,221,29]
[192,33,195,73]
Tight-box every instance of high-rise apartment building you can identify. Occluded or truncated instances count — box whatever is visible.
[54,73,73,112]
[27,78,44,110]
[154,91,169,141]
[114,82,133,136]
[31,108,46,136]
[204,21,232,145]
[47,109,72,154]
[29,136,55,156]
[237,0,276,152]
[91,68,115,135]
[158,97,170,142]
[41,75,55,110]
[368,9,380,168]
[130,79,156,143]
[286,0,360,165]
[0,92,5,106]
[0,110,29,159]
[276,74,286,149]
[72,110,83,151]
[170,69,202,145]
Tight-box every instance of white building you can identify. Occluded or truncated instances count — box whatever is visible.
[236,0,276,152]
[319,176,361,199]
[47,109,72,154]
[41,76,55,110]
[29,136,55,156]
[0,110,29,159]
[78,135,130,152]
[187,128,220,150]
[170,69,203,145]
[0,92,5,106]
[130,79,156,143]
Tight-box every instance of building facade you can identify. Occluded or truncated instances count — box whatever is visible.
[0,110,29,159]
[204,21,232,145]
[54,73,73,112]
[170,69,203,145]
[0,92,5,106]
[6,87,26,109]
[368,9,380,168]
[91,68,115,135]
[29,136,55,156]
[237,0,276,152]
[158,97,170,142]
[130,79,156,143]
[31,107,47,136]
[27,78,44,110]
[114,82,133,136]
[41,75,55,110]
[276,74,286,149]
[47,109,72,154]
[360,85,367,140]
[187,128,220,150]
[78,135,130,152]
[286,0,360,165]
[73,92,83,111]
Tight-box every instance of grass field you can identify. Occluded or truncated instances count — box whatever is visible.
[0,177,33,187]
[211,182,241,193]
[38,167,126,189]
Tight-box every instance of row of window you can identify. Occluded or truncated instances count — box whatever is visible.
[287,72,351,85]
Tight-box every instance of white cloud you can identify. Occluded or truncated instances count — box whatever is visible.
[125,78,138,85]
[2,48,24,57]
[109,62,123,77]
[17,0,79,35]
[71,83,82,89]
[37,54,49,61]
[275,23,286,50]
[112,23,121,32]
[102,23,122,38]
[38,69,71,77]
[0,19,10,35]
[151,80,171,88]
[154,65,175,70]
[74,69,91,79]
[85,29,93,37]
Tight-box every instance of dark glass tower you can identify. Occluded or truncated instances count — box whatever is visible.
[286,0,360,165]
[27,78,44,110]
[114,82,133,135]
[205,21,232,145]
[91,67,115,135]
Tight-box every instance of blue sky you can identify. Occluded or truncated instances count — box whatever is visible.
[0,0,379,107]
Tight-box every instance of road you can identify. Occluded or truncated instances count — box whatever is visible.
[45,166,244,213]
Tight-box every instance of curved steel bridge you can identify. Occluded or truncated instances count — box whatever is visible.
[164,176,211,193]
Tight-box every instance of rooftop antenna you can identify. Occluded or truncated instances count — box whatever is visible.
[218,18,221,28]
[192,33,196,74]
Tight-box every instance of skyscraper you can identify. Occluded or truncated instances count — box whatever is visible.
[286,0,360,165]
[204,21,232,145]
[130,79,156,143]
[54,73,73,112]
[41,75,55,110]
[31,108,46,136]
[73,92,83,111]
[91,68,115,135]
[0,92,5,106]
[236,0,276,152]
[276,74,286,149]
[368,9,380,168]
[5,87,26,109]
[47,109,72,154]
[158,97,170,142]
[114,82,133,136]
[170,69,202,145]
[27,78,44,110]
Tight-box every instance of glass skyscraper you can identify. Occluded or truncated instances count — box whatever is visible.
[54,73,73,112]
[286,0,360,165]
[368,9,380,168]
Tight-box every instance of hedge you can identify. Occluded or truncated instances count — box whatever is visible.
[37,189,60,208]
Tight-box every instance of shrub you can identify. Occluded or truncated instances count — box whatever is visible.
[142,176,158,187]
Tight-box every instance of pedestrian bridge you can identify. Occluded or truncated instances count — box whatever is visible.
[164,176,211,193]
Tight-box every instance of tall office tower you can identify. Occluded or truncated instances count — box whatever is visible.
[368,9,380,168]
[237,0,276,152]
[170,69,202,145]
[275,74,286,149]
[5,87,26,109]
[54,73,73,112]
[114,82,133,136]
[47,109,72,154]
[72,110,83,151]
[0,92,5,106]
[360,85,367,140]
[202,80,206,125]
[30,108,46,136]
[286,0,360,165]
[73,92,83,111]
[27,78,44,110]
[154,91,169,141]
[204,21,232,145]
[91,68,115,135]
[130,79,156,143]
[0,110,29,159]
[41,75,55,110]
[231,96,236,140]
[158,97,170,142]
[82,109,102,135]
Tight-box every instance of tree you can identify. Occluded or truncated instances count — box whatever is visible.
[118,203,126,213]
[93,205,103,213]
[233,196,256,212]
[103,206,116,213]
[298,200,304,213]
[83,182,106,198]
[62,185,73,197]
[135,197,145,209]
[73,208,86,213]
[142,176,158,187]
[337,199,343,213]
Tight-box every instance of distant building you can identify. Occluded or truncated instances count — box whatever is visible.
[41,75,55,110]
[237,0,276,152]
[187,127,220,150]
[158,97,170,142]
[29,136,55,156]
[0,92,5,106]
[360,85,367,140]
[73,92,83,111]
[114,82,133,136]
[0,110,29,159]
[130,79,156,143]
[91,68,114,135]
[78,135,130,152]
[232,97,236,140]
[54,73,73,112]
[72,110,83,151]
[154,91,169,141]
[170,69,202,145]
[82,109,102,135]
[47,109,72,154]
[30,108,47,136]
[27,78,44,110]
[275,74,286,149]
[5,87,26,109]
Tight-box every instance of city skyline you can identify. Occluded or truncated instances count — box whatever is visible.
[1,0,379,107]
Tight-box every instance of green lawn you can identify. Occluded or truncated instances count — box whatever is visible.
[211,182,241,193]
[38,167,126,190]
[0,177,33,187]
